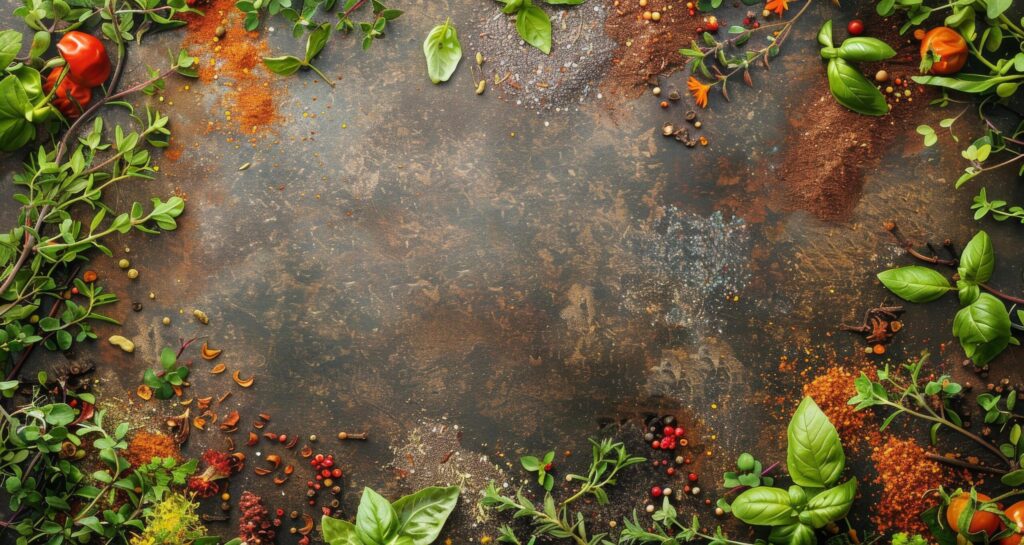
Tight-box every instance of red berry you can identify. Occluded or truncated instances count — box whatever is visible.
[277,508,285,517]
[696,26,704,33]
[663,426,674,436]
[688,473,698,482]
[323,459,334,468]
[279,435,287,443]
[667,467,676,476]
[321,469,332,478]
[847,19,864,36]
[674,427,684,436]
[332,468,343,478]
[652,440,661,449]
[752,22,759,28]
[314,483,322,490]
[69,399,78,408]
[71,287,79,295]
[544,463,552,471]
[316,475,323,481]
[307,481,315,487]
[315,454,325,462]
[651,486,662,498]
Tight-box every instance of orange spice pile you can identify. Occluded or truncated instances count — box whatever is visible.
[125,431,182,467]
[181,0,281,137]
[802,365,871,446]
[869,436,950,534]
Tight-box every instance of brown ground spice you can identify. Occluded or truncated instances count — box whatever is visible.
[869,436,950,534]
[802,365,870,446]
[181,0,281,136]
[125,431,182,467]
[772,11,938,221]
[602,0,701,97]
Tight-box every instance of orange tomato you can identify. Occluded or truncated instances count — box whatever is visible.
[999,501,1024,545]
[947,493,1001,536]
[920,27,968,75]
[43,69,92,119]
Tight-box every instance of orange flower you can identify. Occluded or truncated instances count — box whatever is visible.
[687,77,710,108]
[765,0,789,15]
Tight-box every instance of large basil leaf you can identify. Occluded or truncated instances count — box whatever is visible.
[836,38,895,62]
[0,31,22,69]
[769,523,816,545]
[515,2,551,54]
[0,75,34,152]
[963,336,1010,367]
[798,478,857,528]
[826,58,888,116]
[356,488,399,545]
[731,487,796,527]
[953,293,1010,345]
[957,280,980,306]
[877,266,952,303]
[391,486,460,545]
[958,231,994,284]
[323,517,363,545]
[423,20,462,84]
[787,397,844,488]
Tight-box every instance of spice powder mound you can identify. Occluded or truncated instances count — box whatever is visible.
[180,0,281,136]
[126,431,182,467]
[802,365,871,446]
[870,436,951,534]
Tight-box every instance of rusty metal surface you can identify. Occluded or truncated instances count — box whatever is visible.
[2,0,1023,541]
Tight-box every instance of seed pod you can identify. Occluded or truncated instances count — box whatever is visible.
[476,52,484,66]
[475,80,486,95]
[684,110,697,122]
[109,335,135,353]
[668,89,681,101]
[193,309,209,324]
[661,123,675,137]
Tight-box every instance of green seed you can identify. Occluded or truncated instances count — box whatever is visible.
[118,258,130,269]
[127,268,139,279]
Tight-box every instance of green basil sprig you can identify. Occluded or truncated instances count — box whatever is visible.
[877,231,1018,366]
[322,486,460,545]
[423,19,462,84]
[817,20,894,116]
[495,0,586,55]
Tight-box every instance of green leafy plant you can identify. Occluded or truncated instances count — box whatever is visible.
[521,451,556,491]
[0,376,239,544]
[481,438,645,545]
[716,452,777,514]
[890,533,927,545]
[848,354,1024,486]
[321,486,461,545]
[263,23,335,85]
[877,230,1020,366]
[492,0,584,55]
[817,20,895,116]
[423,19,462,84]
[142,341,194,400]
[620,398,855,545]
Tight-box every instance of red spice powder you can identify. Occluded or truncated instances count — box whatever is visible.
[802,365,870,446]
[180,0,281,136]
[869,436,949,534]
[125,431,182,467]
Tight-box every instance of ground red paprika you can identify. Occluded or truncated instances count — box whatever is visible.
[43,69,91,119]
[56,31,111,87]
[920,27,968,75]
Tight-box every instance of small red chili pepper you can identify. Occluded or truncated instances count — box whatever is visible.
[44,69,91,119]
[56,31,111,88]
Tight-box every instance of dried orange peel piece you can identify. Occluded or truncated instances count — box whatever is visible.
[232,371,254,388]
[201,342,222,361]
[211,363,226,374]
[136,385,153,400]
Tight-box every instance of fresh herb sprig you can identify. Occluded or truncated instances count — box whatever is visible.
[817,20,895,116]
[876,229,1021,366]
[481,438,644,545]
[141,340,195,400]
[493,0,586,55]
[521,451,556,491]
[321,486,460,545]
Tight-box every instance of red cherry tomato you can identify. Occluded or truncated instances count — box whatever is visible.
[946,493,1001,536]
[847,19,864,36]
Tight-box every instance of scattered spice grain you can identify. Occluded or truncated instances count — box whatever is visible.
[126,431,182,467]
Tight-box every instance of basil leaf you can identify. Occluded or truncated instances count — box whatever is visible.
[391,486,460,545]
[730,487,795,526]
[954,293,1010,346]
[9,66,41,101]
[877,266,952,303]
[501,0,523,13]
[263,55,303,76]
[322,517,362,545]
[423,20,462,84]
[516,3,551,54]
[520,456,540,471]
[544,0,586,4]
[305,23,331,62]
[963,336,1010,367]
[0,31,23,69]
[769,523,816,545]
[356,488,398,545]
[958,231,994,284]
[817,20,832,47]
[826,58,888,116]
[836,37,896,62]
[0,75,34,152]
[798,478,857,528]
[987,0,1011,19]
[787,397,844,488]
